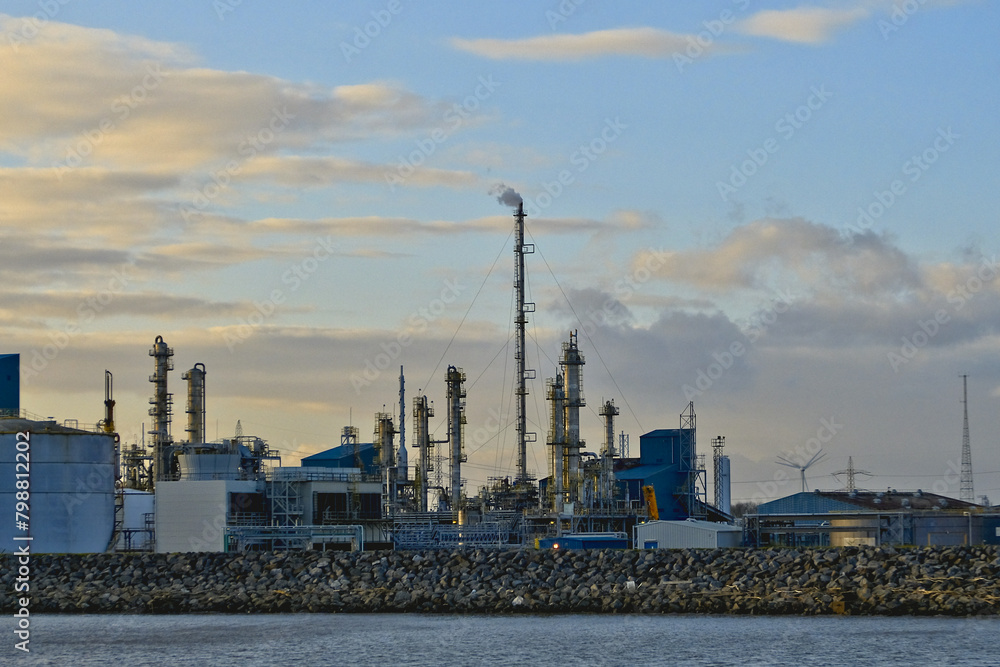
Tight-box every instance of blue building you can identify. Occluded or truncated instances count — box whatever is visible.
[0,354,19,413]
[301,441,377,471]
[615,428,700,521]
[749,490,999,547]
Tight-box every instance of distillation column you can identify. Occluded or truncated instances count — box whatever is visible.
[148,336,174,483]
[413,395,433,512]
[560,331,585,503]
[446,366,467,518]
[375,412,396,511]
[546,376,566,514]
[599,399,619,510]
[182,362,206,444]
[398,367,408,482]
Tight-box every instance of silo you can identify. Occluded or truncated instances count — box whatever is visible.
[718,455,731,515]
[0,419,116,553]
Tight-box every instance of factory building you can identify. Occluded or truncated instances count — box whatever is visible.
[746,490,1000,547]
[635,519,742,549]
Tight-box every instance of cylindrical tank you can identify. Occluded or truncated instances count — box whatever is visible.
[0,420,116,553]
[718,455,731,515]
[177,452,240,480]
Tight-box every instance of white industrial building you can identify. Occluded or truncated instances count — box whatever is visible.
[634,519,742,549]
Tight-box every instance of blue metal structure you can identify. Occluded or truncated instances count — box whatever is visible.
[302,441,377,471]
[0,354,19,413]
[538,534,628,549]
[615,427,698,521]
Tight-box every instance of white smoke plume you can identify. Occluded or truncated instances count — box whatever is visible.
[490,183,522,208]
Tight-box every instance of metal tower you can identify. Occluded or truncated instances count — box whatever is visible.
[446,365,467,517]
[599,399,619,510]
[960,374,974,503]
[182,362,206,444]
[513,201,536,485]
[413,395,433,512]
[712,436,725,509]
[560,331,585,502]
[679,402,706,518]
[148,335,174,483]
[546,375,566,513]
[777,451,827,493]
[397,367,407,482]
[832,456,872,492]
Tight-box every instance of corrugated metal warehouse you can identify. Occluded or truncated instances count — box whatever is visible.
[634,519,742,549]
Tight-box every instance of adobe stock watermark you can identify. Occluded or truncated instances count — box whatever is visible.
[52,63,168,179]
[683,289,794,400]
[546,0,587,30]
[179,105,294,222]
[5,0,72,51]
[846,127,959,235]
[888,254,998,372]
[20,266,132,386]
[674,0,752,73]
[223,236,337,352]
[385,75,501,192]
[340,0,404,62]
[578,249,669,337]
[717,85,833,202]
[351,278,466,394]
[929,457,963,497]
[468,408,505,450]
[751,418,842,502]
[12,431,31,653]
[878,0,930,40]
[521,117,628,217]
[213,0,244,20]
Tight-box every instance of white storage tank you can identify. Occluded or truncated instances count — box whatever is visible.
[0,419,116,553]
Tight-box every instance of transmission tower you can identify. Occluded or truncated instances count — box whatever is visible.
[960,374,974,503]
[832,456,872,492]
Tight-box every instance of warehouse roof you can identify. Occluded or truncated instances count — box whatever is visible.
[758,490,979,515]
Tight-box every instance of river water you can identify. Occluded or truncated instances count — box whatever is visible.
[9,614,999,666]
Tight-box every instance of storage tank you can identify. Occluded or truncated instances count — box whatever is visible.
[0,419,116,553]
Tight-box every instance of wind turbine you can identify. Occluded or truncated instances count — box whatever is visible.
[776,451,827,493]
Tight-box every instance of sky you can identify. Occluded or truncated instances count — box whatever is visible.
[3,0,999,506]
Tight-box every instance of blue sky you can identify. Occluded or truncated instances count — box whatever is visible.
[3,0,999,504]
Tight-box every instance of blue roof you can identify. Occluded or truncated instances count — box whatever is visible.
[301,441,376,469]
[757,492,858,515]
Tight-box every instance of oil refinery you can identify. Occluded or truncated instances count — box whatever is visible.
[2,204,998,556]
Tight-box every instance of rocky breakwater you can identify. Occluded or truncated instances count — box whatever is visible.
[2,545,998,615]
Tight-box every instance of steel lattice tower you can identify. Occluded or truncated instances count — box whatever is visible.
[960,374,974,503]
[712,436,725,509]
[513,202,535,484]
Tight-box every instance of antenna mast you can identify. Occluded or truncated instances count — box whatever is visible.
[960,374,974,502]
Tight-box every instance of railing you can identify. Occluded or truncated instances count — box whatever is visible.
[268,469,381,483]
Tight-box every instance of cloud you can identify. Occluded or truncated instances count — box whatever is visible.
[737,6,870,44]
[238,155,480,189]
[450,27,736,61]
[636,217,921,296]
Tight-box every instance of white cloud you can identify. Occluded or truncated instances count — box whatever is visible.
[450,27,737,61]
[737,6,870,44]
